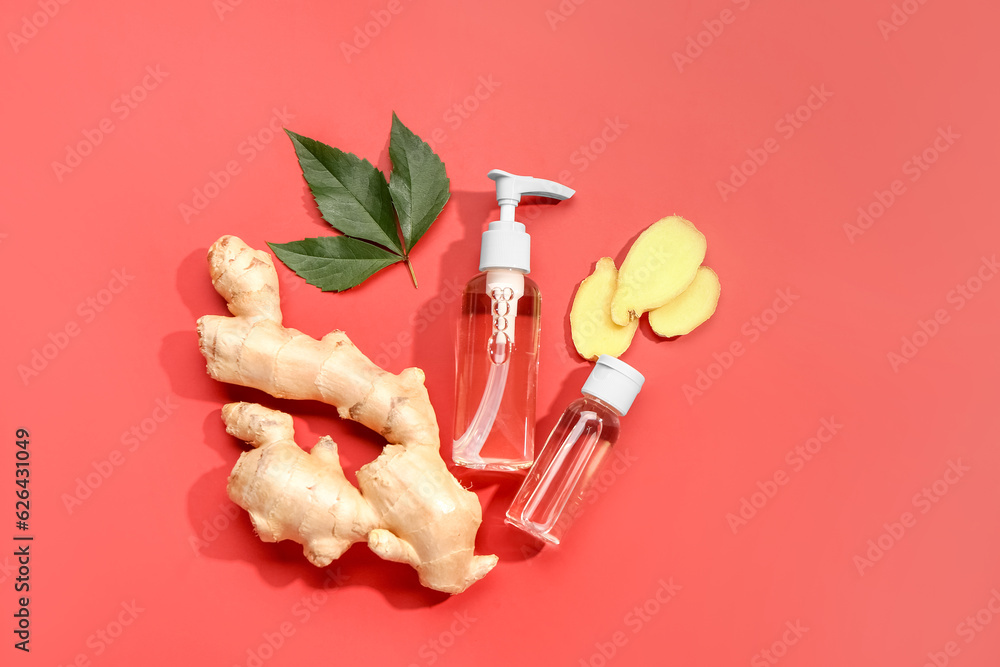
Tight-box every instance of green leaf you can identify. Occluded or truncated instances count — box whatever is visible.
[267,236,402,292]
[388,112,450,252]
[285,130,403,254]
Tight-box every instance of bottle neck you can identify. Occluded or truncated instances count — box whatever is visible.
[482,267,527,275]
[580,393,625,418]
[498,202,517,221]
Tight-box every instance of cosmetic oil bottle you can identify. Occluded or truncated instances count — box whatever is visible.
[452,169,574,471]
[506,355,644,543]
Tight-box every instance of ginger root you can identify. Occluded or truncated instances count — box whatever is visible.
[198,235,497,594]
[224,402,377,566]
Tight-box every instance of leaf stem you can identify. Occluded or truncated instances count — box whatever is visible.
[404,256,418,288]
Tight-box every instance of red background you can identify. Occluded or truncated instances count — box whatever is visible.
[3,0,999,665]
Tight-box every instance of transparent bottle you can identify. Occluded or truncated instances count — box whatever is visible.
[506,355,644,544]
[453,271,540,470]
[452,169,574,471]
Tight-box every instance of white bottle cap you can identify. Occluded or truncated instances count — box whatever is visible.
[581,355,645,416]
[479,169,574,273]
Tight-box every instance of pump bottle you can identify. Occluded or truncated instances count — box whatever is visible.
[506,355,644,544]
[452,169,574,471]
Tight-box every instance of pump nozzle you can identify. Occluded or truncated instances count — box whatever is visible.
[480,169,574,273]
[488,169,575,221]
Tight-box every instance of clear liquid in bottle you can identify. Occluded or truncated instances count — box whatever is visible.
[453,271,540,470]
[506,396,622,544]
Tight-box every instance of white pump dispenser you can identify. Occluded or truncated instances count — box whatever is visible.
[452,169,575,471]
[479,169,575,273]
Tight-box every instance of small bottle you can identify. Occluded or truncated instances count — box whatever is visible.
[453,169,575,471]
[506,355,644,544]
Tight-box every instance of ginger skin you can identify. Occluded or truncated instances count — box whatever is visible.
[224,402,378,566]
[198,235,497,594]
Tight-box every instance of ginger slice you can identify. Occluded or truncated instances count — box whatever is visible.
[610,216,706,325]
[570,257,639,360]
[648,266,721,337]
